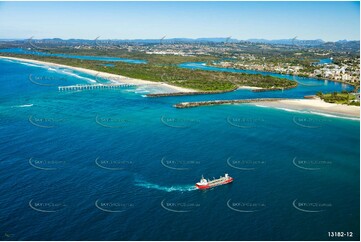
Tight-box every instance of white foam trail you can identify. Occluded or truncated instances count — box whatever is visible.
[59,70,96,83]
[18,62,42,68]
[255,105,308,114]
[275,107,307,114]
[1,59,15,63]
[257,105,359,121]
[12,60,97,84]
[254,104,268,108]
[135,87,150,93]
[274,107,359,120]
[309,111,360,121]
[12,104,33,108]
[135,178,197,192]
[14,61,61,73]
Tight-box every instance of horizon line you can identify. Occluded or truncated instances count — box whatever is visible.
[0,37,360,42]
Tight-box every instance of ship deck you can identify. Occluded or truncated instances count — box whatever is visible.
[207,177,229,185]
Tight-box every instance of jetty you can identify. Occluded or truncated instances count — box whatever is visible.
[58,83,135,91]
[147,85,298,97]
[174,98,287,108]
[146,89,237,97]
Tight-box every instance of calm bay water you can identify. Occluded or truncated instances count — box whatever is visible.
[0,58,359,240]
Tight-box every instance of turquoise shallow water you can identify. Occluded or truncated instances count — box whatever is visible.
[0,58,359,240]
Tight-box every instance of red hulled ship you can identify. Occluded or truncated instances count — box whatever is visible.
[195,173,233,190]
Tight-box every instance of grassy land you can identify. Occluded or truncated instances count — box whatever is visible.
[317,91,360,106]
[0,53,297,92]
[44,48,217,65]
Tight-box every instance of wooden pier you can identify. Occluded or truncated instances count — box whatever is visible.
[58,83,135,91]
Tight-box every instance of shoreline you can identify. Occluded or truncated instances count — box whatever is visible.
[210,63,358,91]
[254,98,360,118]
[0,56,300,95]
[173,96,359,118]
[1,56,359,118]
[174,98,287,108]
[0,56,196,93]
[237,86,262,90]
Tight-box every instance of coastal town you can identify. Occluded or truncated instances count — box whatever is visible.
[213,55,360,85]
[3,38,359,90]
[134,41,360,87]
[1,38,360,104]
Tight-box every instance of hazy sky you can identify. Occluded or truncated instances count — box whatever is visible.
[0,1,359,41]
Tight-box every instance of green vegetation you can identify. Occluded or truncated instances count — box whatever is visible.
[316,91,360,106]
[45,48,216,65]
[1,53,297,92]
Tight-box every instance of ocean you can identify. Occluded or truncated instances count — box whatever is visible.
[0,58,359,240]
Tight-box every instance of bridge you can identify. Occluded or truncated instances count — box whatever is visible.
[58,83,136,91]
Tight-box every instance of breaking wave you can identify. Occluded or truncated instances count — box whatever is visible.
[12,104,33,108]
[256,105,359,121]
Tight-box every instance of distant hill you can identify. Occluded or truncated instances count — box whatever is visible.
[246,38,325,46]
[0,38,359,51]
[1,37,359,45]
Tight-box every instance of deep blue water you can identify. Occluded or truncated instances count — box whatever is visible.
[0,58,359,241]
[0,48,147,64]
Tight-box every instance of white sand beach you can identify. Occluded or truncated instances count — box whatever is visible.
[254,98,360,118]
[0,56,196,93]
[237,86,262,90]
[1,56,359,118]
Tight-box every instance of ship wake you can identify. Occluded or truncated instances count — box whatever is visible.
[134,177,197,192]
